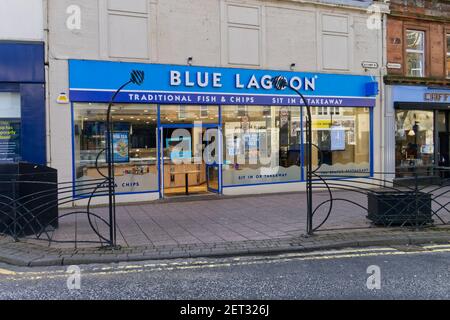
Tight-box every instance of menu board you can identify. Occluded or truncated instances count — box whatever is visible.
[0,120,21,163]
[112,131,130,163]
[330,126,346,151]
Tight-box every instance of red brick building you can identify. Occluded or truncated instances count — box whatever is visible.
[384,0,450,180]
[386,0,450,84]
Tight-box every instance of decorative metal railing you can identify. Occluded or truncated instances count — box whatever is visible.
[0,177,113,247]
[308,169,450,233]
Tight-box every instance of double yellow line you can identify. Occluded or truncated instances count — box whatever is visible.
[1,244,450,281]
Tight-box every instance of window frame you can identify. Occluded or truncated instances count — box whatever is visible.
[405,29,426,77]
[71,103,160,198]
[446,32,450,78]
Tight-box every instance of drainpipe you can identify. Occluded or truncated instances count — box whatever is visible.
[380,5,389,184]
[43,0,52,167]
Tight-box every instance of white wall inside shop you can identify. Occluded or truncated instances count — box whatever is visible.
[46,0,387,202]
[0,0,44,41]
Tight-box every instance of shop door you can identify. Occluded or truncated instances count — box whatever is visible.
[438,111,450,179]
[206,162,220,193]
[159,125,221,197]
[204,127,221,194]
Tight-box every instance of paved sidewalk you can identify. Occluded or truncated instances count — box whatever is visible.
[37,191,376,248]
[1,190,449,266]
[1,226,450,266]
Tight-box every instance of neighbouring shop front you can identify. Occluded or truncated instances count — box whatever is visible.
[0,42,46,165]
[392,85,450,180]
[69,60,377,199]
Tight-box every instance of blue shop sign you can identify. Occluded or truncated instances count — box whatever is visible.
[69,60,377,107]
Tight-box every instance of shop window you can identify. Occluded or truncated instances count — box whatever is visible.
[73,103,158,195]
[222,105,301,186]
[395,110,434,177]
[406,30,425,77]
[308,107,370,177]
[0,92,21,163]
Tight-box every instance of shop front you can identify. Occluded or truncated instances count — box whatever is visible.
[0,42,46,165]
[69,60,377,200]
[392,85,450,180]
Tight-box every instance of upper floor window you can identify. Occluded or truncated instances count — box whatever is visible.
[446,33,450,78]
[406,30,425,77]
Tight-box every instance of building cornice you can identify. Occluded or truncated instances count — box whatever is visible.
[270,0,389,13]
[384,75,450,87]
[389,11,450,24]
[388,0,450,23]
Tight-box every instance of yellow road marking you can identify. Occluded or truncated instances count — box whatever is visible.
[2,245,450,282]
[422,244,450,249]
[0,268,16,276]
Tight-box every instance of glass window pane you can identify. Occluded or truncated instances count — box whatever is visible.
[73,103,158,195]
[406,52,424,77]
[406,30,424,51]
[395,110,434,177]
[447,55,450,78]
[447,34,450,53]
[307,107,371,177]
[0,92,21,118]
[160,105,219,124]
[222,105,301,186]
[0,92,21,163]
[447,34,450,77]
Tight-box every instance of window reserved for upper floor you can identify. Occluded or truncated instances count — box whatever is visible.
[406,30,425,77]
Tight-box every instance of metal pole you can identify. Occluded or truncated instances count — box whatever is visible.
[291,88,313,235]
[12,178,18,241]
[271,76,314,236]
[105,80,132,247]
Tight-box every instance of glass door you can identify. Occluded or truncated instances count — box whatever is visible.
[206,164,220,193]
[158,104,221,196]
[204,127,220,194]
[437,111,450,179]
[161,125,207,197]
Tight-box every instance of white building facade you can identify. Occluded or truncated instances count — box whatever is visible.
[46,0,388,204]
